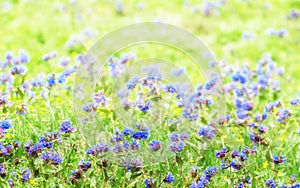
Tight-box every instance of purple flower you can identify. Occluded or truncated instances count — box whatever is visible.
[265,178,278,188]
[180,132,189,141]
[164,84,177,93]
[0,163,6,177]
[198,126,215,140]
[10,65,27,75]
[149,140,161,152]
[42,51,57,61]
[41,150,62,165]
[215,148,228,159]
[169,132,179,142]
[272,155,286,164]
[258,125,268,133]
[220,160,228,170]
[144,178,154,188]
[203,166,218,179]
[18,49,30,63]
[169,141,186,153]
[21,168,31,183]
[131,140,140,150]
[8,179,14,187]
[78,160,91,171]
[127,76,140,90]
[290,98,300,106]
[60,120,76,133]
[230,160,243,171]
[59,56,70,67]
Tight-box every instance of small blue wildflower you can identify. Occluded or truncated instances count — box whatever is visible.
[10,65,27,75]
[131,140,140,150]
[144,178,154,188]
[164,84,177,93]
[203,166,218,179]
[198,126,215,140]
[180,132,189,141]
[96,142,110,153]
[41,150,62,165]
[215,148,228,159]
[60,120,76,133]
[220,160,228,170]
[127,76,140,90]
[0,120,12,130]
[265,178,278,188]
[42,51,57,61]
[169,132,179,142]
[21,168,31,183]
[258,125,268,133]
[290,98,300,106]
[272,155,286,164]
[0,163,5,177]
[164,172,175,183]
[47,73,56,87]
[78,160,91,171]
[131,130,149,140]
[122,140,130,152]
[230,160,243,171]
[149,140,161,152]
[8,179,14,187]
[122,127,133,137]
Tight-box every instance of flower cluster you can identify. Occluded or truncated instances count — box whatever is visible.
[190,166,218,188]
[169,132,188,153]
[41,150,63,165]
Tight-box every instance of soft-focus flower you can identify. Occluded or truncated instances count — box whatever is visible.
[60,120,76,133]
[164,172,175,183]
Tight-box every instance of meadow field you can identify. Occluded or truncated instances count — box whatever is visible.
[0,0,300,187]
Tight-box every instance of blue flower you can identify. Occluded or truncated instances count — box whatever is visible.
[41,150,62,165]
[42,51,57,61]
[144,178,154,188]
[78,160,91,171]
[127,76,140,90]
[131,140,140,150]
[164,84,177,93]
[149,140,161,152]
[220,160,228,170]
[47,73,56,87]
[8,179,14,187]
[164,172,175,183]
[265,178,278,188]
[0,163,5,177]
[169,132,179,142]
[290,98,300,106]
[169,141,186,152]
[198,126,215,140]
[22,168,31,183]
[203,166,218,179]
[230,160,243,171]
[122,140,130,152]
[272,155,286,164]
[215,148,228,159]
[0,120,12,130]
[60,120,76,133]
[180,132,189,141]
[10,65,27,75]
[122,127,133,137]
[131,130,149,140]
